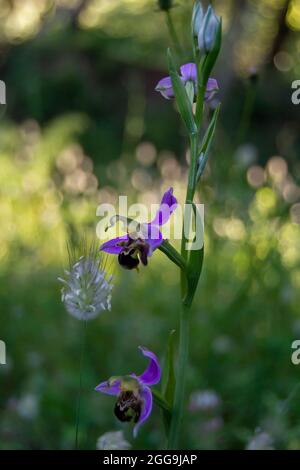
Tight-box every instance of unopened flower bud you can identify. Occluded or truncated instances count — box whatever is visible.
[198,5,221,54]
[191,1,204,38]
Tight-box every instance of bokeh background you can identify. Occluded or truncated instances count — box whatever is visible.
[0,0,300,450]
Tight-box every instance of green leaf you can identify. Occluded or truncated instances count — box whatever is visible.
[161,329,176,432]
[162,329,176,404]
[183,202,204,307]
[185,81,195,106]
[196,103,221,181]
[167,49,197,135]
[200,103,221,155]
[158,240,186,271]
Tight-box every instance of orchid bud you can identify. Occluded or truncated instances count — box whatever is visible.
[198,5,221,54]
[191,1,204,38]
[158,0,173,11]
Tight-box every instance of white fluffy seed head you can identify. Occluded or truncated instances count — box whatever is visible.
[59,246,113,321]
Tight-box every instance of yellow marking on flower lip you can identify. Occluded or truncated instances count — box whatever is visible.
[108,375,140,393]
[122,377,140,393]
[107,376,121,388]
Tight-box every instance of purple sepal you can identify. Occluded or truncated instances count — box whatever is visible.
[205,77,219,101]
[155,76,174,99]
[180,63,197,83]
[100,235,129,254]
[95,379,121,396]
[151,187,178,226]
[137,346,161,386]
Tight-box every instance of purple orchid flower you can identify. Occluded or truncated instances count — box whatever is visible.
[95,346,161,437]
[155,62,218,102]
[100,187,177,270]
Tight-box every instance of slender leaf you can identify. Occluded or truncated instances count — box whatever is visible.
[183,202,204,307]
[196,104,221,181]
[167,49,197,135]
[162,329,176,404]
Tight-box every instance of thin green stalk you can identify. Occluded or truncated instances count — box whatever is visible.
[168,130,199,449]
[195,59,206,128]
[167,303,190,449]
[165,3,221,449]
[187,132,199,201]
[75,319,87,449]
[165,10,182,59]
[181,132,199,261]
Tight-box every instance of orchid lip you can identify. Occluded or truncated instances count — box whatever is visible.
[99,188,178,268]
[95,347,161,436]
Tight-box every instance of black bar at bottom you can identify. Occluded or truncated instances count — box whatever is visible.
[0,449,295,467]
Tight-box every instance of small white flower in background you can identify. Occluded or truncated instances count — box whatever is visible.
[212,335,233,354]
[189,389,221,412]
[246,430,274,450]
[16,393,39,420]
[59,242,113,321]
[96,431,131,450]
[234,143,258,168]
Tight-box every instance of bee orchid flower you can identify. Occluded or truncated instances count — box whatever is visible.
[95,347,161,437]
[99,187,177,270]
[155,62,218,102]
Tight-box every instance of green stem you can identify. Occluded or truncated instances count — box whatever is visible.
[195,59,206,128]
[181,132,198,260]
[167,303,190,449]
[187,132,199,202]
[168,130,198,449]
[75,319,87,449]
[165,10,182,59]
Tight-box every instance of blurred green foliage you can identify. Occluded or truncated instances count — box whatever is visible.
[1,0,300,450]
